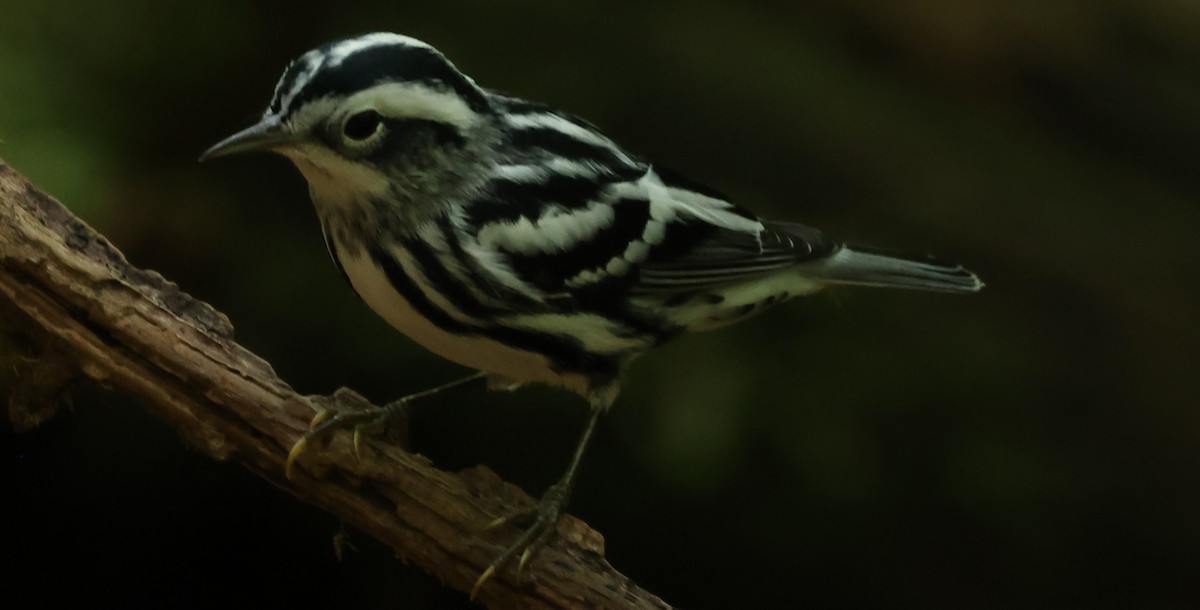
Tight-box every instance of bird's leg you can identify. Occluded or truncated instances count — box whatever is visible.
[286,371,488,478]
[471,403,605,599]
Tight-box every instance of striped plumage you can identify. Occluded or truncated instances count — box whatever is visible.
[203,32,982,591]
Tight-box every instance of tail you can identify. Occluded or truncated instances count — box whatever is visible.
[811,245,983,293]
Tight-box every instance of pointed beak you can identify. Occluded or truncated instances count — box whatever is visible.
[199,116,296,162]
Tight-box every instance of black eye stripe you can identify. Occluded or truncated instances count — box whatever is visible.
[391,118,465,148]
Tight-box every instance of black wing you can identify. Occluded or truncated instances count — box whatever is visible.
[630,166,837,292]
[635,219,837,292]
[467,98,837,297]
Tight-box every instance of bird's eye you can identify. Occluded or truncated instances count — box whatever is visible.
[343,110,383,141]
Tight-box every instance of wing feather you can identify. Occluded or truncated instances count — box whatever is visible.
[635,220,837,291]
[464,102,838,298]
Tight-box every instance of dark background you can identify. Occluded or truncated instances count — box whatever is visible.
[4,1,1199,608]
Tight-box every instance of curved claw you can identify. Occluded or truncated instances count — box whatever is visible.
[308,409,332,429]
[470,565,497,600]
[285,435,308,480]
[285,374,485,478]
[286,408,364,478]
[484,514,511,531]
[516,548,533,578]
[469,494,565,597]
[353,427,366,462]
[469,521,550,599]
[287,407,334,479]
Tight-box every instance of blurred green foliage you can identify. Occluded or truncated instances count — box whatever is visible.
[4,1,1199,608]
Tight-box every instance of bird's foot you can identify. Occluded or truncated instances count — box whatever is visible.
[286,390,411,479]
[286,373,487,477]
[471,481,571,599]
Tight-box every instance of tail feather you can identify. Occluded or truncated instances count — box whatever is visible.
[811,245,983,293]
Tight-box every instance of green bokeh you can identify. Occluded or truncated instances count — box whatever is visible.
[4,1,1198,608]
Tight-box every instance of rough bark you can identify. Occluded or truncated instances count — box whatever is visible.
[0,159,674,610]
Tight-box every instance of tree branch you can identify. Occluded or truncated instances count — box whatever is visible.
[0,159,674,610]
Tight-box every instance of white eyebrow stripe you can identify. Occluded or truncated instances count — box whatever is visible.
[346,82,483,129]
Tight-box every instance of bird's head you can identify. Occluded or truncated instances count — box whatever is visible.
[203,33,496,218]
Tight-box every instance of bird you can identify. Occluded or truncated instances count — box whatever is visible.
[201,32,982,596]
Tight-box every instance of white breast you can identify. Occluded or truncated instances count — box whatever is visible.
[333,238,591,395]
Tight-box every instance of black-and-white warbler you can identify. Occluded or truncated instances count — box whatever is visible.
[202,32,982,594]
